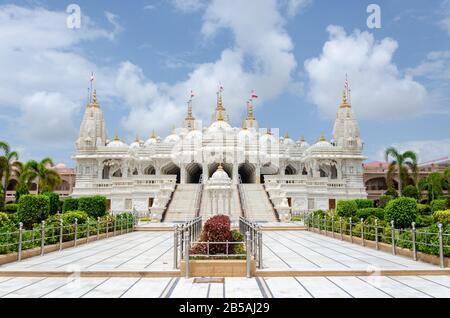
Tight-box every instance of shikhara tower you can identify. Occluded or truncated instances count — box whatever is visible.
[73,81,367,222]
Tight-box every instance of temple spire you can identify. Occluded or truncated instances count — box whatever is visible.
[114,128,119,141]
[319,131,326,142]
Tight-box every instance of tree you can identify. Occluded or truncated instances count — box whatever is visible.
[23,158,62,193]
[419,172,449,203]
[0,141,19,208]
[384,147,418,197]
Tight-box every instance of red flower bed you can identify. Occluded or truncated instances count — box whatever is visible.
[191,215,232,255]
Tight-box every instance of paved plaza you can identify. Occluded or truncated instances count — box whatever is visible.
[0,276,450,298]
[0,230,449,298]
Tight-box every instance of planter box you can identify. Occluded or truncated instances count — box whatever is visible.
[180,258,255,277]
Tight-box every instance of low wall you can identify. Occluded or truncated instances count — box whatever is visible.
[309,228,450,268]
[180,258,255,277]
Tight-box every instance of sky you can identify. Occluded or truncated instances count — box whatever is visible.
[0,0,449,167]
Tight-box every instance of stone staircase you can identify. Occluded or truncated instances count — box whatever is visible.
[240,184,278,222]
[164,184,201,222]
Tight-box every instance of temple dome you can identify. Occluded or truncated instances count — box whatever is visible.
[211,164,230,181]
[107,139,128,148]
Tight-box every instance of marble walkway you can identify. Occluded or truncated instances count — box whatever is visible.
[0,275,450,298]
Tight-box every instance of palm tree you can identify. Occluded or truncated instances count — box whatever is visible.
[12,160,35,202]
[419,172,449,203]
[0,141,19,205]
[25,158,62,193]
[384,147,418,196]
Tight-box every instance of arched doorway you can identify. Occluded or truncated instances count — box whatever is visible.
[260,163,279,184]
[186,163,202,183]
[162,162,181,183]
[143,164,156,175]
[238,163,256,183]
[7,179,17,191]
[208,163,233,179]
[285,164,297,176]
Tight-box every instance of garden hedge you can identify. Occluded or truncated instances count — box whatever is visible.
[43,192,60,215]
[78,196,107,218]
[384,197,418,229]
[356,208,384,220]
[433,210,450,224]
[385,188,399,198]
[4,204,18,214]
[354,199,374,209]
[336,200,358,218]
[402,185,419,200]
[17,195,50,229]
[431,199,447,213]
[378,195,394,208]
[63,197,79,212]
[417,204,432,216]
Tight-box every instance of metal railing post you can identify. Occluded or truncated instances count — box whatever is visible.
[174,226,178,269]
[324,216,327,237]
[258,229,263,269]
[74,218,78,247]
[184,231,190,279]
[114,217,117,237]
[391,220,396,255]
[86,219,90,242]
[318,215,321,234]
[375,219,379,250]
[349,217,353,243]
[331,216,335,239]
[438,224,445,268]
[59,219,63,251]
[246,231,251,278]
[120,216,123,235]
[340,217,343,240]
[97,217,100,240]
[18,223,23,262]
[412,222,417,261]
[106,217,109,238]
[361,218,365,247]
[40,221,45,256]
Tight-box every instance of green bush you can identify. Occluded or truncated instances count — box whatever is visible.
[385,188,399,198]
[4,204,18,214]
[431,199,448,213]
[231,230,245,255]
[356,208,384,220]
[336,200,358,218]
[43,192,60,215]
[0,212,10,227]
[313,209,326,218]
[63,197,79,212]
[384,197,418,229]
[417,204,432,216]
[415,215,434,228]
[17,195,50,229]
[402,185,419,200]
[433,210,450,224]
[378,195,394,209]
[354,199,374,209]
[15,183,29,203]
[78,196,107,218]
[61,211,89,225]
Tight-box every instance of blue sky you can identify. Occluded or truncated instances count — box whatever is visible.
[0,0,449,166]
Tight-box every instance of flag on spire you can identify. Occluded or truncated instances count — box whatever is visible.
[219,82,224,92]
[90,72,95,83]
[251,90,258,100]
[190,90,195,99]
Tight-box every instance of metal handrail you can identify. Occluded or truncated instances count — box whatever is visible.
[194,174,204,217]
[306,213,449,268]
[237,175,248,218]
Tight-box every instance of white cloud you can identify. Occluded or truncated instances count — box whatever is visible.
[0,5,118,146]
[408,51,450,81]
[118,0,299,136]
[172,0,206,12]
[376,139,450,163]
[281,0,312,17]
[304,25,428,120]
[439,0,450,36]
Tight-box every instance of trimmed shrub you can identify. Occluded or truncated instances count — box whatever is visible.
[231,230,245,255]
[431,199,448,213]
[4,204,18,214]
[378,195,394,209]
[43,192,60,215]
[14,183,29,203]
[336,200,358,218]
[433,210,450,224]
[354,199,374,209]
[0,212,10,227]
[78,196,107,218]
[356,208,384,220]
[191,215,232,255]
[63,197,79,212]
[384,197,418,229]
[17,195,50,229]
[415,215,434,228]
[402,185,419,200]
[385,188,399,198]
[61,211,89,225]
[417,204,431,216]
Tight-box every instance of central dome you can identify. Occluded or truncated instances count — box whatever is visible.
[211,164,230,181]
[208,120,232,132]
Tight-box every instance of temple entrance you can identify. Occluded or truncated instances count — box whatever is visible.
[238,163,256,183]
[162,162,181,183]
[208,163,233,179]
[186,163,202,184]
[329,199,336,210]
